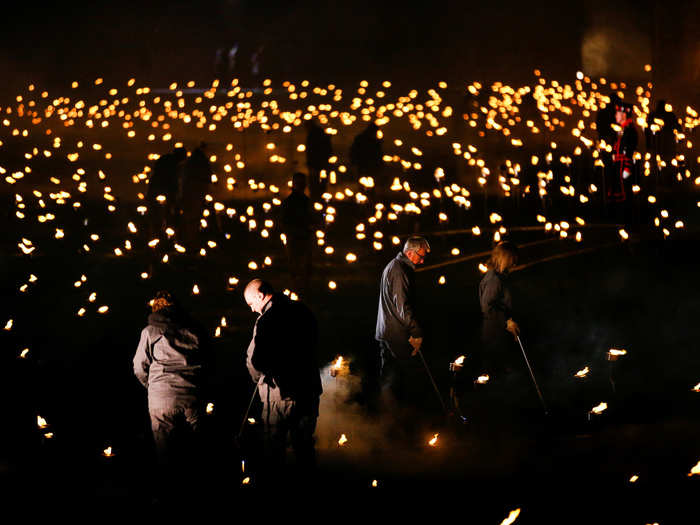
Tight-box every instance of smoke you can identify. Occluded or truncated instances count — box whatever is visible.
[315,361,390,456]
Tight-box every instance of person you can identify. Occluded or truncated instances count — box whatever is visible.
[133,291,208,487]
[607,102,638,220]
[280,172,315,295]
[244,279,322,483]
[374,236,430,437]
[178,142,212,245]
[147,147,186,236]
[478,241,520,379]
[350,122,383,195]
[304,120,332,200]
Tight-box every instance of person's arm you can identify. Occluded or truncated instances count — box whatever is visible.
[133,328,151,388]
[249,314,279,379]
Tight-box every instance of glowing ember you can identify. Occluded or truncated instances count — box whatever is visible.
[500,509,521,525]
[574,366,590,378]
[338,434,348,446]
[590,402,608,415]
[428,433,439,446]
[689,460,700,477]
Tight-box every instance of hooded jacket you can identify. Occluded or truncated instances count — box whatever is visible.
[133,307,205,397]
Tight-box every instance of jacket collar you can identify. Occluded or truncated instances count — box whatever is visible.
[396,250,415,270]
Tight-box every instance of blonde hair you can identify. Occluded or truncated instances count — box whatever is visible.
[489,241,518,273]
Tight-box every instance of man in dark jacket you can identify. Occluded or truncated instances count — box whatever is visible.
[304,120,332,200]
[244,279,322,480]
[280,172,315,295]
[133,291,207,470]
[147,147,186,235]
[375,236,430,432]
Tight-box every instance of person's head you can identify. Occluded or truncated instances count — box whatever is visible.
[403,236,430,266]
[615,103,631,124]
[244,279,275,314]
[291,172,307,193]
[173,147,187,162]
[151,290,176,313]
[489,241,519,273]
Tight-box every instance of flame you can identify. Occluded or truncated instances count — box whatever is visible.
[608,348,627,356]
[455,355,466,366]
[692,383,700,392]
[371,480,378,488]
[428,433,439,446]
[333,356,343,370]
[500,509,521,525]
[37,415,48,429]
[242,477,251,485]
[575,366,590,378]
[590,402,608,414]
[629,475,639,483]
[476,375,490,384]
[247,418,256,424]
[103,446,114,457]
[689,460,700,477]
[4,319,13,330]
[206,402,214,414]
[338,434,348,446]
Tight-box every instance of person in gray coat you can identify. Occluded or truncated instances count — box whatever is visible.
[133,291,207,469]
[375,236,430,433]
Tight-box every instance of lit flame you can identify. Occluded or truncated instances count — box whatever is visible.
[689,460,700,477]
[454,355,466,366]
[37,415,48,429]
[371,479,378,488]
[692,383,700,392]
[428,433,439,446]
[103,446,114,457]
[206,402,214,414]
[629,475,639,483]
[338,434,348,446]
[500,509,521,525]
[608,348,627,357]
[590,402,608,414]
[333,356,343,370]
[476,375,490,384]
[242,477,251,485]
[575,366,590,378]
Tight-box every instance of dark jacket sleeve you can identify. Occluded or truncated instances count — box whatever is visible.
[480,273,513,321]
[133,328,151,388]
[391,265,422,338]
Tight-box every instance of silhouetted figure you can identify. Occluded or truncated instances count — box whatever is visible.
[244,279,322,485]
[250,44,264,77]
[304,120,332,200]
[280,172,315,295]
[478,242,520,380]
[178,143,212,245]
[646,100,679,184]
[350,122,383,194]
[133,291,208,499]
[607,103,638,213]
[227,43,239,80]
[148,147,186,236]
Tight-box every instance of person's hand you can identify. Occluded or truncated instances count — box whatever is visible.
[506,319,520,339]
[409,336,423,356]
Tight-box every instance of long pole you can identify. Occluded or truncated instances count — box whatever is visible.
[516,336,549,415]
[238,382,260,439]
[417,349,448,415]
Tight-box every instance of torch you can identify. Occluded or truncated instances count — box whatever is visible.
[516,336,549,416]
[448,355,468,423]
[607,348,627,394]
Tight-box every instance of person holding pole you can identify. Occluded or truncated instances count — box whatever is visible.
[375,236,434,438]
[244,279,322,483]
[478,241,520,380]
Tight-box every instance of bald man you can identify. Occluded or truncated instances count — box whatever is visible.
[244,279,322,481]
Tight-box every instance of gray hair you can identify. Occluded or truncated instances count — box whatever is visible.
[403,236,430,254]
